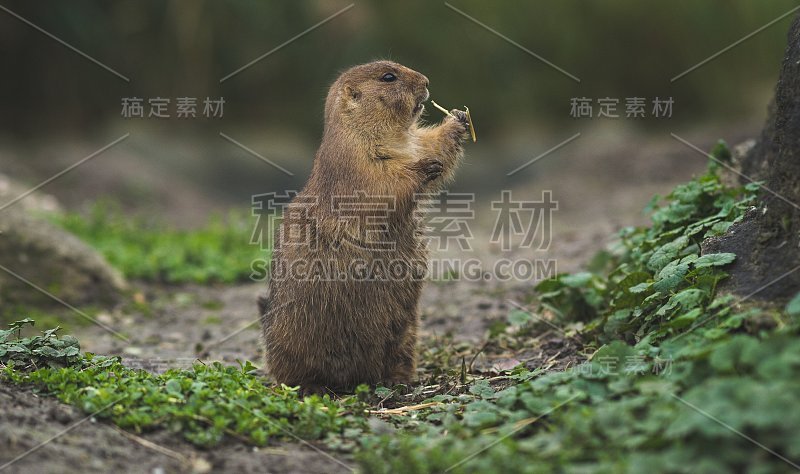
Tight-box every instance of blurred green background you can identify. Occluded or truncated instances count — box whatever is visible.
[0,0,795,226]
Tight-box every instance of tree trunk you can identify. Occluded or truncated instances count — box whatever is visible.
[702,14,800,300]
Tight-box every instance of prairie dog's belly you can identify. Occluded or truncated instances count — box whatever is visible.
[265,281,410,385]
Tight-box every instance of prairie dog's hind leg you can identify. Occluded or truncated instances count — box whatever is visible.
[384,323,417,386]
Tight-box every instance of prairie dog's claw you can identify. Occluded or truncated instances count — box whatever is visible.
[449,109,470,137]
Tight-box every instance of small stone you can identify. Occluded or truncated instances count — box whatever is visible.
[133,292,146,305]
[48,405,74,424]
[191,457,212,474]
[96,312,114,325]
[123,346,143,356]
[368,417,396,435]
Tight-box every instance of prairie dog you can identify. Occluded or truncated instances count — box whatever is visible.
[260,60,470,393]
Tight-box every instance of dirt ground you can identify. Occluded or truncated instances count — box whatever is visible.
[0,127,755,473]
[0,257,594,474]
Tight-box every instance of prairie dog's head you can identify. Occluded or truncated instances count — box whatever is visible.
[325,60,430,134]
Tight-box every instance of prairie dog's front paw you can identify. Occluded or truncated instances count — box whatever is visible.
[416,159,444,183]
[448,109,471,139]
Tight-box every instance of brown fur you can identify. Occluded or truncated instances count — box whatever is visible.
[259,60,469,393]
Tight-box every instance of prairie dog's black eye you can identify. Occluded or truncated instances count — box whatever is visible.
[380,72,397,82]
